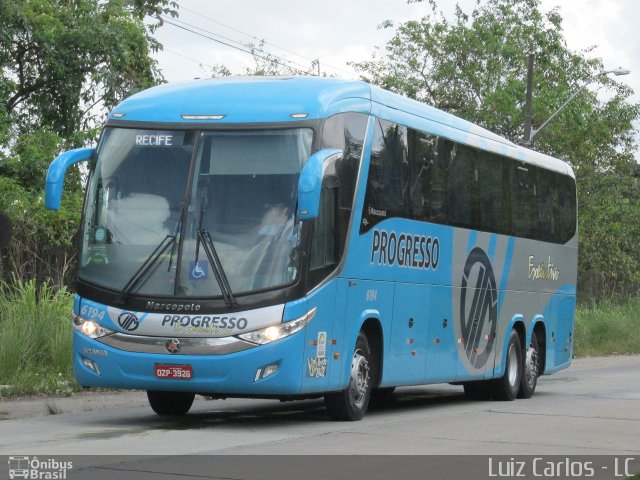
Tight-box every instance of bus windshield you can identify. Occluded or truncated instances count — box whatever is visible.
[79,127,313,298]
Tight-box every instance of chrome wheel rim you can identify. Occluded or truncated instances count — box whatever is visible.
[350,348,370,409]
[507,344,518,387]
[524,346,538,388]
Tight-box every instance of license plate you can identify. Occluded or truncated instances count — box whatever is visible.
[154,364,193,380]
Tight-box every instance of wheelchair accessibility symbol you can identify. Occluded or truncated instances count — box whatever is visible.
[189,260,208,280]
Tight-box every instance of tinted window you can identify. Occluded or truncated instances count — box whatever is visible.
[511,163,538,239]
[478,152,510,235]
[360,119,576,243]
[310,184,338,271]
[448,144,479,229]
[557,174,577,241]
[360,119,408,231]
[309,112,367,288]
[320,112,367,257]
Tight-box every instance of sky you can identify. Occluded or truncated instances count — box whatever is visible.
[151,0,639,156]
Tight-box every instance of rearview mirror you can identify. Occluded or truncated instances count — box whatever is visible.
[297,148,342,220]
[45,148,95,210]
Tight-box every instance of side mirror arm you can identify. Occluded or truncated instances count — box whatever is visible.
[45,148,95,210]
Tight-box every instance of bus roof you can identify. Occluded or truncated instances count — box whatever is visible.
[109,76,573,177]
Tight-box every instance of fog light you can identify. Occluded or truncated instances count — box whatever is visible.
[262,364,278,379]
[254,364,279,382]
[82,357,101,375]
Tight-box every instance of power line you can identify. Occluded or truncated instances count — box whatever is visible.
[179,7,318,65]
[165,49,218,70]
[175,6,358,78]
[159,15,313,76]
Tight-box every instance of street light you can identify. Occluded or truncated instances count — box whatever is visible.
[526,67,630,144]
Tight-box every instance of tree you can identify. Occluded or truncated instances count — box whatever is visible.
[0,0,177,286]
[351,0,640,300]
[1,0,176,146]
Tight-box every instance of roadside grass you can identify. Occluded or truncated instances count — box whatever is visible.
[0,279,80,398]
[574,297,640,358]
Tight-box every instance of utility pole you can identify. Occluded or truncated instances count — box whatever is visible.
[523,53,535,148]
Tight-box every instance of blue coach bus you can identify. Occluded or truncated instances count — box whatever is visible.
[45,76,577,420]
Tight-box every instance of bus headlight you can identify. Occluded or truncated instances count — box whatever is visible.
[73,315,115,339]
[237,307,316,345]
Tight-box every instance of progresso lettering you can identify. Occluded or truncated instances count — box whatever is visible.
[370,228,440,270]
[162,315,248,330]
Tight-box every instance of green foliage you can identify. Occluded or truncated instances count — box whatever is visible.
[574,298,640,357]
[352,0,640,300]
[0,0,177,141]
[0,279,78,396]
[0,129,83,285]
[0,0,176,288]
[578,162,640,301]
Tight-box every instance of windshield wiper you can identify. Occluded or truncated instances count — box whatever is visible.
[118,234,176,303]
[195,198,238,308]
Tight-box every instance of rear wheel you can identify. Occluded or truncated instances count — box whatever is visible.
[147,391,195,416]
[325,332,373,421]
[488,330,522,401]
[518,332,540,399]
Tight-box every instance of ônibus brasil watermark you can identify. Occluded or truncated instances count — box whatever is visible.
[8,456,72,480]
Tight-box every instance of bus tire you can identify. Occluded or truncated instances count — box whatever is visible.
[147,390,195,416]
[489,329,522,401]
[324,332,372,421]
[463,381,491,400]
[518,332,540,399]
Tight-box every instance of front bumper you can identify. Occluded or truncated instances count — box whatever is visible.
[73,329,305,395]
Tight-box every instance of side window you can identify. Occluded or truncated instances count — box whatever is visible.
[557,174,577,242]
[537,167,556,241]
[309,179,338,285]
[361,119,408,232]
[408,129,447,223]
[511,163,538,238]
[448,144,479,229]
[478,151,509,235]
[321,112,367,256]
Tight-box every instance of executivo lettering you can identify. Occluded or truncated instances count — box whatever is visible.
[528,255,560,282]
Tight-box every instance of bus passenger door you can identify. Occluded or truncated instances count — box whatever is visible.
[387,283,430,385]
[425,285,458,383]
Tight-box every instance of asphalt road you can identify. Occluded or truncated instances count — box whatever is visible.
[1,355,639,459]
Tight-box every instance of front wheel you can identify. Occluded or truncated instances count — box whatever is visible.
[324,332,373,421]
[488,330,522,401]
[147,391,195,416]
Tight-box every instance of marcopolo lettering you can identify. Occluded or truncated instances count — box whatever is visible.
[146,301,201,312]
[161,315,248,330]
[370,228,440,270]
